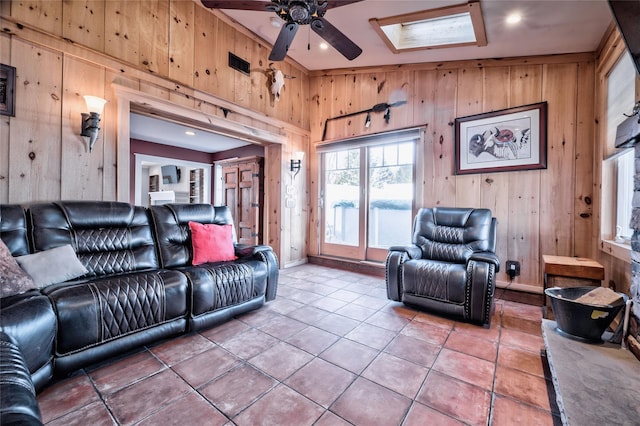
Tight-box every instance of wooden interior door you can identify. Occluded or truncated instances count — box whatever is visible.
[237,160,261,245]
[222,165,238,234]
[219,157,263,245]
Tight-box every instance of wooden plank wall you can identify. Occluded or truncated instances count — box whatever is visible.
[0,0,310,267]
[2,0,631,285]
[309,56,598,291]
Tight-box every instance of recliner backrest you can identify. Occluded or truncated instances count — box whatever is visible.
[27,201,159,277]
[413,207,494,263]
[149,204,235,269]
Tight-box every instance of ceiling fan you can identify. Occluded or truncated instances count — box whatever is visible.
[201,0,364,61]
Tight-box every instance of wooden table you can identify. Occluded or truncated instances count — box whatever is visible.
[542,255,604,318]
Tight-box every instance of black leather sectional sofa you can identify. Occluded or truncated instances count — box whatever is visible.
[0,201,278,425]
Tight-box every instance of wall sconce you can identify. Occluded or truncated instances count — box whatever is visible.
[80,95,107,152]
[290,151,304,178]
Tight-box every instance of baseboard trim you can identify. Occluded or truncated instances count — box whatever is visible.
[307,255,385,277]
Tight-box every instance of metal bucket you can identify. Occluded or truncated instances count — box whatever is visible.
[544,286,627,343]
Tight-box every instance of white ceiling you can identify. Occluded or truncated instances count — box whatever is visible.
[218,0,613,71]
[130,113,250,153]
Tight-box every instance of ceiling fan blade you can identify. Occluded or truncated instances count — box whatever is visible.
[200,0,271,11]
[269,22,299,61]
[311,18,362,60]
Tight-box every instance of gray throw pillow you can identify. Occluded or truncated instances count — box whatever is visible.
[16,244,88,287]
[0,239,36,298]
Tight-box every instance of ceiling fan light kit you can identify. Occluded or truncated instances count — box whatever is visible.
[201,0,363,61]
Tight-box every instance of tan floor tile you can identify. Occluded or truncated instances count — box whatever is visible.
[432,348,495,390]
[445,330,498,362]
[491,394,555,426]
[416,371,491,425]
[494,365,552,411]
[497,345,545,377]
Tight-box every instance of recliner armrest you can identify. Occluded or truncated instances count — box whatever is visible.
[469,252,500,272]
[388,245,422,260]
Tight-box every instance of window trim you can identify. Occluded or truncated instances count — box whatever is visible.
[599,49,638,264]
[318,127,424,262]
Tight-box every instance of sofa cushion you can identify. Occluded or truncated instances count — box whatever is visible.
[16,245,88,287]
[150,204,236,269]
[0,205,30,257]
[28,202,159,277]
[42,269,188,374]
[189,221,236,265]
[0,240,35,298]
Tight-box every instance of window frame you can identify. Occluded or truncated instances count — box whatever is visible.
[599,49,639,262]
[317,128,424,263]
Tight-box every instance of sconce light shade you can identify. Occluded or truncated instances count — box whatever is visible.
[80,96,107,152]
[84,95,107,114]
[290,151,304,177]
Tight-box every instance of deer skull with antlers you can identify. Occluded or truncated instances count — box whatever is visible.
[268,63,295,102]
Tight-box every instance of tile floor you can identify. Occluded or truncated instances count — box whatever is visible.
[37,264,560,425]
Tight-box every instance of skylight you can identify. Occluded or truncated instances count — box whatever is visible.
[370,1,487,53]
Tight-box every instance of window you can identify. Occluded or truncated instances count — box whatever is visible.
[615,149,634,241]
[601,51,637,251]
[604,148,635,243]
[319,129,421,262]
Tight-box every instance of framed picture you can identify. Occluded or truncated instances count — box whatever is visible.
[454,102,547,175]
[0,64,16,117]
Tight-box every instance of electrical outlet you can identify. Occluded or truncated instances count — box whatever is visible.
[506,260,520,278]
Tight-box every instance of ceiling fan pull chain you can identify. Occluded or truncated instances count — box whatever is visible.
[308,26,311,51]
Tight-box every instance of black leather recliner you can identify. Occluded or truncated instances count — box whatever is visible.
[149,204,279,331]
[0,201,279,422]
[30,202,190,375]
[386,207,500,327]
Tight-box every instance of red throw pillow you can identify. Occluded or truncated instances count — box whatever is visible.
[188,221,237,265]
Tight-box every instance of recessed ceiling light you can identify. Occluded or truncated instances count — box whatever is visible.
[270,16,282,28]
[185,131,196,136]
[319,43,329,50]
[506,13,522,25]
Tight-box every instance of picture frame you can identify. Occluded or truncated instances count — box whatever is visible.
[454,102,547,175]
[0,64,16,117]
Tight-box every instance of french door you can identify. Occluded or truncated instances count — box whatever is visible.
[320,139,416,262]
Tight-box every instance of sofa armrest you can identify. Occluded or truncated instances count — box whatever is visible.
[0,332,43,426]
[465,260,497,327]
[388,245,422,260]
[235,244,272,258]
[0,291,56,392]
[469,252,500,272]
[235,244,279,302]
[385,245,421,302]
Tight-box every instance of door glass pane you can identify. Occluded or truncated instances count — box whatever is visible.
[324,149,360,246]
[368,142,414,248]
